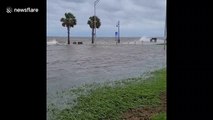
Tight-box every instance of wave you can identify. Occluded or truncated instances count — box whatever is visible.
[47,39,58,45]
[139,36,151,41]
[139,36,165,44]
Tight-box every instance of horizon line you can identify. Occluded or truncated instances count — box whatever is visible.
[47,36,165,38]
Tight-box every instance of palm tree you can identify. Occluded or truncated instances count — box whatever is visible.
[60,13,77,44]
[87,16,101,44]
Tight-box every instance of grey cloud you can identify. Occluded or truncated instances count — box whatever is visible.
[61,0,87,3]
[132,0,164,9]
[47,0,166,36]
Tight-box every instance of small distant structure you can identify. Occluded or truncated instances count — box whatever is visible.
[78,42,83,44]
[150,38,157,42]
[73,41,83,45]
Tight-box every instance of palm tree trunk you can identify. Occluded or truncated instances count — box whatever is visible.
[92,28,94,44]
[67,27,70,44]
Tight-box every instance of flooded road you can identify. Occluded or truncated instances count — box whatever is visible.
[47,40,166,96]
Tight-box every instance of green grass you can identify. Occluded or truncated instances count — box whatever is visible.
[151,112,167,120]
[49,68,166,120]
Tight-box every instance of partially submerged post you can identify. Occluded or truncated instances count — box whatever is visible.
[115,31,118,45]
[116,20,120,43]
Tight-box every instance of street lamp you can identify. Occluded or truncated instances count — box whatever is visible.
[94,0,100,43]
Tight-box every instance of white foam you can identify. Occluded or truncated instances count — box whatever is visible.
[139,36,165,44]
[47,39,58,45]
[139,36,151,42]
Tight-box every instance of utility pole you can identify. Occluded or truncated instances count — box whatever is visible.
[94,0,100,44]
[164,0,167,50]
[116,20,120,43]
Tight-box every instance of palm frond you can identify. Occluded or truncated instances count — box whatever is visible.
[87,16,101,29]
[60,12,77,28]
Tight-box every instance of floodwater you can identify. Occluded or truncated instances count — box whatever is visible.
[47,37,166,96]
[47,37,166,119]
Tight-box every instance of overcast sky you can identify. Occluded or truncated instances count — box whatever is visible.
[47,0,166,37]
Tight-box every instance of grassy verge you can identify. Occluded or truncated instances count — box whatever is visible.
[49,68,166,120]
[151,112,166,120]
